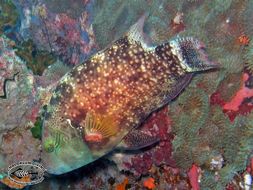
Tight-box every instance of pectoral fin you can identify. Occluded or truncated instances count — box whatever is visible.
[117,129,159,150]
[83,112,119,143]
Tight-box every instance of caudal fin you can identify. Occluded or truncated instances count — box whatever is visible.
[170,37,219,72]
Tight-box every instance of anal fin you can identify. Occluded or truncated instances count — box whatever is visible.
[117,129,159,150]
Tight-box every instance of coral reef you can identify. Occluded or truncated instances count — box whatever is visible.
[15,39,56,75]
[109,107,175,176]
[0,36,36,133]
[30,116,43,139]
[0,0,18,36]
[0,0,253,189]
[15,0,97,66]
[170,84,253,189]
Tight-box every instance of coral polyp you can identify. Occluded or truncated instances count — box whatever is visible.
[170,87,209,135]
[244,41,253,74]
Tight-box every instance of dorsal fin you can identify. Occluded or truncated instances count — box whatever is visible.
[127,14,154,50]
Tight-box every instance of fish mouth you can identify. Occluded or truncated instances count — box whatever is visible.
[198,48,220,70]
[194,41,221,71]
[170,37,220,72]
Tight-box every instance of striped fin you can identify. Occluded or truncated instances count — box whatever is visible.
[83,112,119,142]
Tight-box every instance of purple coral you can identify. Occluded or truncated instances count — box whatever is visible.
[111,107,176,176]
[17,1,97,66]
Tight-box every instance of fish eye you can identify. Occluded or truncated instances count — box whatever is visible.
[43,138,55,153]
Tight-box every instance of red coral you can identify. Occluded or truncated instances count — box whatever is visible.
[210,92,225,106]
[38,9,96,66]
[237,103,253,116]
[211,72,253,121]
[248,157,253,176]
[226,184,235,190]
[25,104,40,122]
[223,73,253,111]
[121,107,176,176]
[251,157,253,175]
[130,153,153,175]
[223,109,237,122]
[153,140,176,166]
[143,108,172,140]
[187,164,200,190]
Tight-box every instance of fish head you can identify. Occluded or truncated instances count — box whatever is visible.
[39,64,129,175]
[41,103,95,175]
[170,37,219,72]
[40,89,126,175]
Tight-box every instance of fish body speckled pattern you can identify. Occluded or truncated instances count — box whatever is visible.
[41,15,218,174]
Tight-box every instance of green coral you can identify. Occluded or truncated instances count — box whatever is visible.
[93,0,146,48]
[15,40,56,75]
[243,0,253,36]
[170,87,209,169]
[30,116,43,139]
[171,102,253,189]
[244,41,253,74]
[171,87,209,134]
[207,0,233,15]
[190,71,225,94]
[216,73,242,102]
[0,0,18,35]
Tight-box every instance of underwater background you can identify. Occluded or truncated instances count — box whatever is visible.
[0,0,253,189]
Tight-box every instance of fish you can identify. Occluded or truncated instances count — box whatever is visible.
[41,15,219,175]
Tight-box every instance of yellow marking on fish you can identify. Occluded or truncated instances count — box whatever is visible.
[82,112,118,142]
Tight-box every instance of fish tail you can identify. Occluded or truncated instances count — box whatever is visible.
[170,37,220,72]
